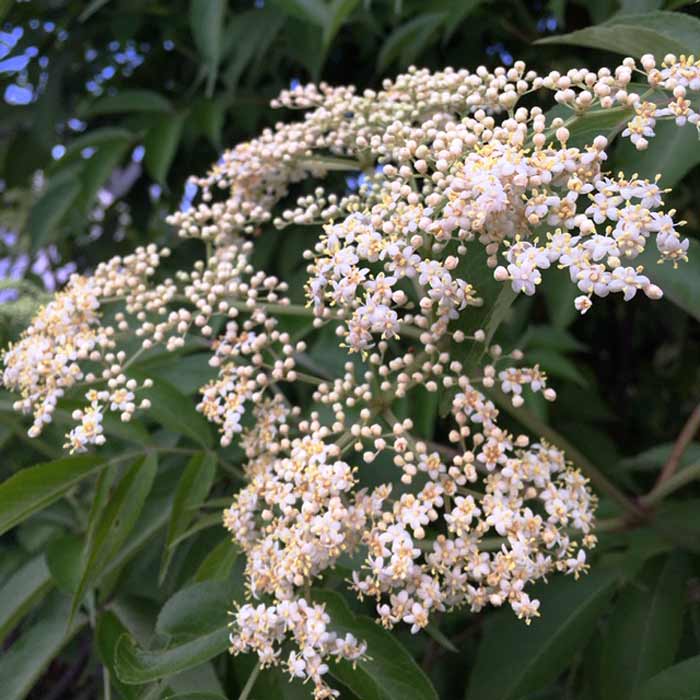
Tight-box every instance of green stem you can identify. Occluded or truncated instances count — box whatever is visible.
[643,462,700,507]
[103,668,111,700]
[239,662,261,700]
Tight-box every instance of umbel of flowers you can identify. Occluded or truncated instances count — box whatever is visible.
[2,53,695,698]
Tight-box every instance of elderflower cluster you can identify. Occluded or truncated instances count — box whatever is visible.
[1,55,693,697]
[230,598,366,699]
[1,246,163,447]
[222,350,596,698]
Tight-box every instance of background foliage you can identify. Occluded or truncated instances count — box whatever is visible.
[1,1,700,699]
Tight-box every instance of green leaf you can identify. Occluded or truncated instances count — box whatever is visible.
[543,267,579,329]
[378,13,446,72]
[0,592,87,700]
[0,0,12,23]
[82,89,172,116]
[466,567,619,700]
[323,0,360,49]
[524,348,589,387]
[546,104,634,150]
[636,238,700,323]
[410,385,439,440]
[156,578,241,639]
[222,9,286,92]
[189,99,225,150]
[0,454,103,536]
[52,127,134,169]
[114,627,229,684]
[0,554,52,641]
[129,372,213,447]
[144,113,186,185]
[298,154,363,171]
[442,0,485,43]
[638,654,700,699]
[190,0,226,96]
[613,118,700,189]
[160,453,217,583]
[77,137,130,212]
[536,11,700,56]
[46,534,83,594]
[194,537,239,582]
[600,553,689,699]
[96,611,144,700]
[621,0,664,10]
[269,0,328,26]
[168,511,223,548]
[78,0,113,22]
[521,326,587,353]
[71,455,158,618]
[620,442,700,472]
[313,589,438,700]
[29,179,81,248]
[136,352,217,396]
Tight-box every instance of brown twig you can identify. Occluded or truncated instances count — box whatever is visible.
[652,402,700,492]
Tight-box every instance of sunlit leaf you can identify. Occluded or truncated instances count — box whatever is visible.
[115,627,229,684]
[71,455,158,618]
[156,578,242,640]
[0,455,104,536]
[536,11,700,56]
[190,0,226,96]
[129,372,213,447]
[0,554,52,641]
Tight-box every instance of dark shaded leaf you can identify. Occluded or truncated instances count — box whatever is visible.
[638,654,700,699]
[160,453,217,583]
[313,589,438,700]
[194,537,239,582]
[636,239,700,323]
[0,592,87,700]
[29,179,81,248]
[144,113,186,184]
[46,535,83,594]
[96,611,144,700]
[323,0,360,49]
[82,89,172,116]
[600,553,689,699]
[466,567,619,700]
[378,13,446,72]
